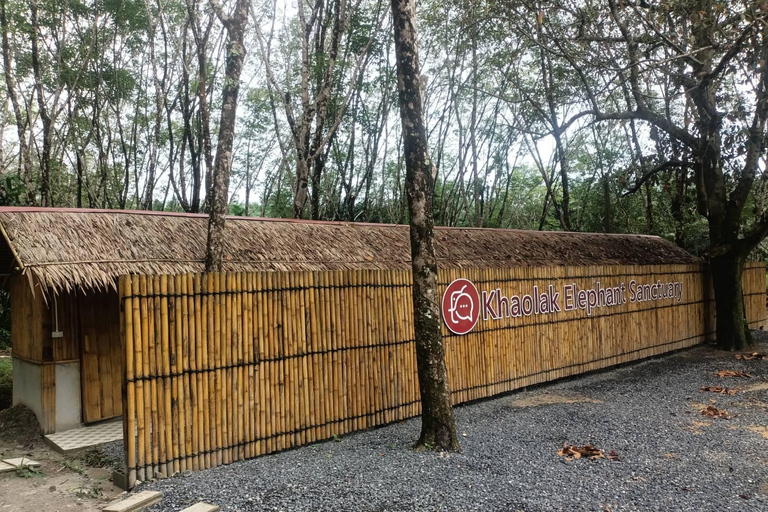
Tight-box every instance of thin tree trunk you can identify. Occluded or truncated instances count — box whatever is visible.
[205,0,248,271]
[603,175,612,233]
[1,0,34,204]
[391,0,459,452]
[29,0,53,206]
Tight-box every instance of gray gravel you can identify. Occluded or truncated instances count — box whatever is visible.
[139,331,768,511]
[97,439,126,471]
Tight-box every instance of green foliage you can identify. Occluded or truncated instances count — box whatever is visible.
[0,289,10,352]
[59,458,85,475]
[0,358,11,411]
[0,176,27,207]
[75,481,102,498]
[80,448,113,468]
[14,464,43,478]
[101,0,149,33]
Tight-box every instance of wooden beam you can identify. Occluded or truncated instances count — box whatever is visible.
[180,504,220,512]
[103,491,163,512]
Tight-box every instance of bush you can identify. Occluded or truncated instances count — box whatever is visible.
[0,358,11,411]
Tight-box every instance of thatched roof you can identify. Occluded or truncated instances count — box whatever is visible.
[0,207,700,293]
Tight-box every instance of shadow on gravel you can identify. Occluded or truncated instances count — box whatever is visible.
[141,330,768,512]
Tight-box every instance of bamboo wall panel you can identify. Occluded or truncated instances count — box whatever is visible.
[742,262,767,330]
[10,274,44,362]
[80,290,123,423]
[121,263,767,487]
[52,292,81,362]
[40,364,56,434]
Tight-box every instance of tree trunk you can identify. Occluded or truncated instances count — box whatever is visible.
[293,156,310,218]
[204,0,248,272]
[602,175,611,233]
[710,252,752,351]
[1,0,35,205]
[29,0,52,206]
[310,150,326,220]
[390,0,459,452]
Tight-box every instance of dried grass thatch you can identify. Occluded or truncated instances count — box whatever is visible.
[0,207,700,294]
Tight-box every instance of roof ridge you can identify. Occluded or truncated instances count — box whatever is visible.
[0,206,661,238]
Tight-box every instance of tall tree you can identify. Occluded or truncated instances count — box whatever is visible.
[253,0,387,219]
[391,0,459,451]
[0,0,34,204]
[204,0,249,271]
[499,0,768,350]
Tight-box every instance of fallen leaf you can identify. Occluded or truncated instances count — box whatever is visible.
[700,386,737,395]
[558,443,605,461]
[715,370,752,378]
[735,353,767,361]
[701,405,731,419]
[607,450,620,461]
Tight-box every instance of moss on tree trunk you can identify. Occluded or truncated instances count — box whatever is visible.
[390,0,459,452]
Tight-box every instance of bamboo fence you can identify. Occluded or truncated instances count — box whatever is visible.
[120,263,767,487]
[743,262,767,329]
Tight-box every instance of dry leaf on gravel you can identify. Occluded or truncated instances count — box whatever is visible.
[606,450,620,461]
[700,386,737,395]
[701,405,731,419]
[558,443,606,461]
[735,353,767,361]
[715,370,752,378]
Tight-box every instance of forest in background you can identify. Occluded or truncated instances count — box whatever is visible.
[0,0,765,261]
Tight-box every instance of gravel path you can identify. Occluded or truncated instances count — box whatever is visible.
[142,331,768,512]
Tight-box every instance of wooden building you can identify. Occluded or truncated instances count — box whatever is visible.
[0,207,755,434]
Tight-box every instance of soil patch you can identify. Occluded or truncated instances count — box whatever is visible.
[747,425,768,440]
[0,405,122,510]
[508,391,601,408]
[0,405,42,448]
[742,382,768,392]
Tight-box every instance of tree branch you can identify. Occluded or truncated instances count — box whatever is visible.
[621,160,693,196]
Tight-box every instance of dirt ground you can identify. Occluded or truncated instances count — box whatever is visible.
[0,406,124,511]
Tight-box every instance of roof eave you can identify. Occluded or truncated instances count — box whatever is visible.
[0,219,23,273]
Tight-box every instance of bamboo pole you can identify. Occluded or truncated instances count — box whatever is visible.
[301,271,315,444]
[264,271,275,454]
[257,272,267,456]
[203,272,213,469]
[122,276,137,488]
[330,269,339,436]
[135,275,147,482]
[146,277,159,476]
[244,272,254,459]
[233,273,243,461]
[192,273,203,470]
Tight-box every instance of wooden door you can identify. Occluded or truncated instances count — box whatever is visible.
[80,290,123,423]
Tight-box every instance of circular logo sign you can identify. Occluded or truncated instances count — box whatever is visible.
[442,278,480,335]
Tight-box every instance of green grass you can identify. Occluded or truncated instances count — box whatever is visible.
[0,357,12,411]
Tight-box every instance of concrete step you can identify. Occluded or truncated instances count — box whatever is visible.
[102,490,163,512]
[179,503,220,512]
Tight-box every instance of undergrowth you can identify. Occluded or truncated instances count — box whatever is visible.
[0,358,11,411]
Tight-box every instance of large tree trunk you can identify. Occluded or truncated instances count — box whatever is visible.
[390,0,459,452]
[204,0,248,272]
[710,252,752,351]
